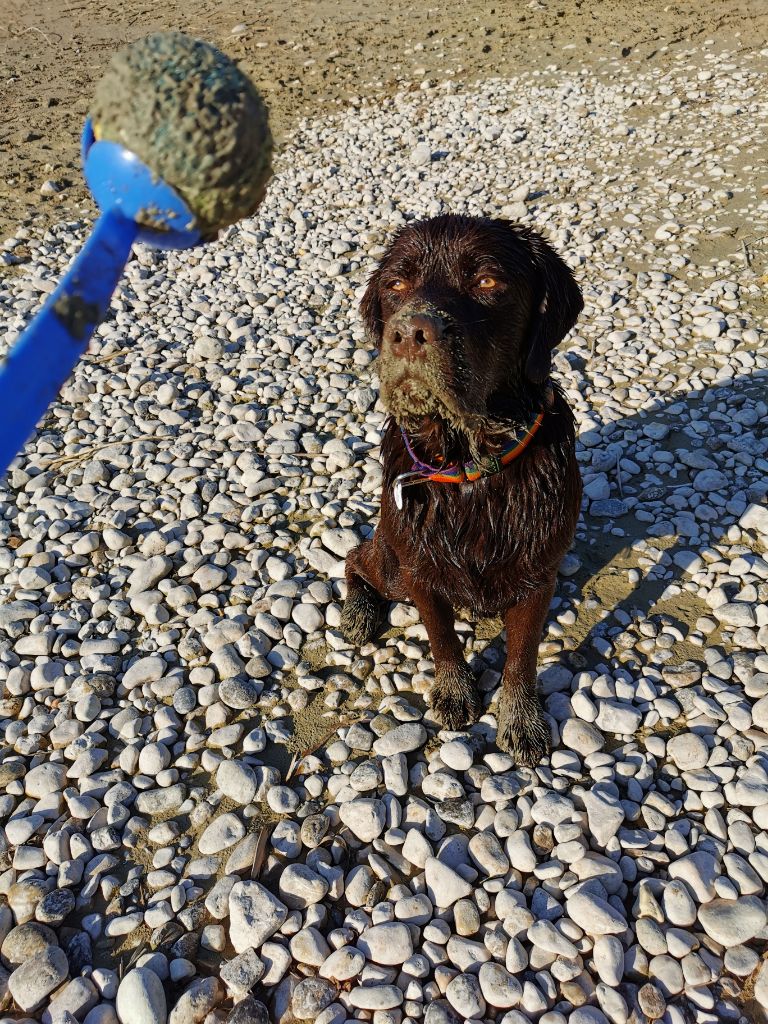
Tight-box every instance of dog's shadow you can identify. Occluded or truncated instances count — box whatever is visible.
[475,366,768,689]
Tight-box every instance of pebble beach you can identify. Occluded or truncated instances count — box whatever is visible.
[0,37,767,1024]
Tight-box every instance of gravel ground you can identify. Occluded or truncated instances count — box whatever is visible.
[0,36,768,1024]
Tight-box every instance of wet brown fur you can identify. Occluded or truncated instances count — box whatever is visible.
[340,214,584,766]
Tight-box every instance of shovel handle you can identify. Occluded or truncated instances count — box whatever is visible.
[0,208,138,477]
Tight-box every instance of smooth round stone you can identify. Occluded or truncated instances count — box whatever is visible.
[24,762,66,798]
[724,945,760,977]
[561,719,605,755]
[138,742,171,776]
[288,929,331,966]
[566,893,627,935]
[638,983,666,1020]
[507,831,537,873]
[347,985,404,1010]
[291,978,337,1018]
[216,761,258,805]
[446,973,485,1019]
[478,962,522,1009]
[661,880,697,927]
[345,865,377,907]
[697,896,767,945]
[591,935,623,987]
[319,946,365,981]
[667,733,709,771]
[198,813,246,855]
[300,814,330,848]
[267,786,300,814]
[292,604,324,632]
[395,894,433,926]
[468,831,509,877]
[440,740,473,771]
[372,723,427,756]
[278,864,329,910]
[339,799,386,842]
[668,851,718,902]
[454,899,481,936]
[358,923,413,965]
[219,677,261,710]
[350,760,383,792]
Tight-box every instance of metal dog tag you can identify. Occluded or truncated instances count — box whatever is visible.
[393,471,424,510]
[394,478,404,510]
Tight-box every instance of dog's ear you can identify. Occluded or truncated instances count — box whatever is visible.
[359,269,384,346]
[524,232,583,384]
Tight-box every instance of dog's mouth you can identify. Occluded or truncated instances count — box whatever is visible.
[378,357,491,441]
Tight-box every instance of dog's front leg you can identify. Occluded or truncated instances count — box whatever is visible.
[496,579,556,767]
[407,580,481,731]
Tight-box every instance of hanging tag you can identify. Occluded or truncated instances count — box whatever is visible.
[393,471,424,510]
[394,478,404,510]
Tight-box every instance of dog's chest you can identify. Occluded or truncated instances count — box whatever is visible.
[388,464,567,614]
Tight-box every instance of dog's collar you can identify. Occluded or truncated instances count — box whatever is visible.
[393,386,551,510]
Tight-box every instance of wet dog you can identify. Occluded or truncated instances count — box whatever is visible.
[340,214,583,766]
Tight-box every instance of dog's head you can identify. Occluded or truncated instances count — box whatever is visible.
[360,214,582,431]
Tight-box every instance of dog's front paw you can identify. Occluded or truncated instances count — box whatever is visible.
[496,685,551,767]
[340,587,384,646]
[430,663,481,731]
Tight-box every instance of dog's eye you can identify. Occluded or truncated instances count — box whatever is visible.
[387,279,408,292]
[476,276,498,290]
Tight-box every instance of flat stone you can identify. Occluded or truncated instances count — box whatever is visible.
[697,896,767,946]
[216,761,258,804]
[358,922,413,965]
[562,719,605,755]
[198,813,245,855]
[582,782,625,845]
[220,950,265,995]
[566,892,627,935]
[9,946,69,1012]
[478,962,522,1008]
[425,857,473,907]
[278,864,329,910]
[319,946,365,981]
[228,882,288,953]
[339,799,386,842]
[291,978,337,1018]
[667,733,709,770]
[167,977,224,1024]
[372,722,427,756]
[348,985,403,1010]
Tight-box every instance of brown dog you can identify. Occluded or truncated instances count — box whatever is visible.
[340,214,583,766]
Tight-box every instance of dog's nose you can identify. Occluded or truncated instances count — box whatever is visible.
[384,313,444,360]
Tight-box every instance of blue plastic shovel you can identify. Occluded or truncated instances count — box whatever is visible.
[0,119,202,476]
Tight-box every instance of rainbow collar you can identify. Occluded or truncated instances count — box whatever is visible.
[393,403,546,509]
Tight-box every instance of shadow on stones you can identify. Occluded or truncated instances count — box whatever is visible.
[476,366,768,691]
